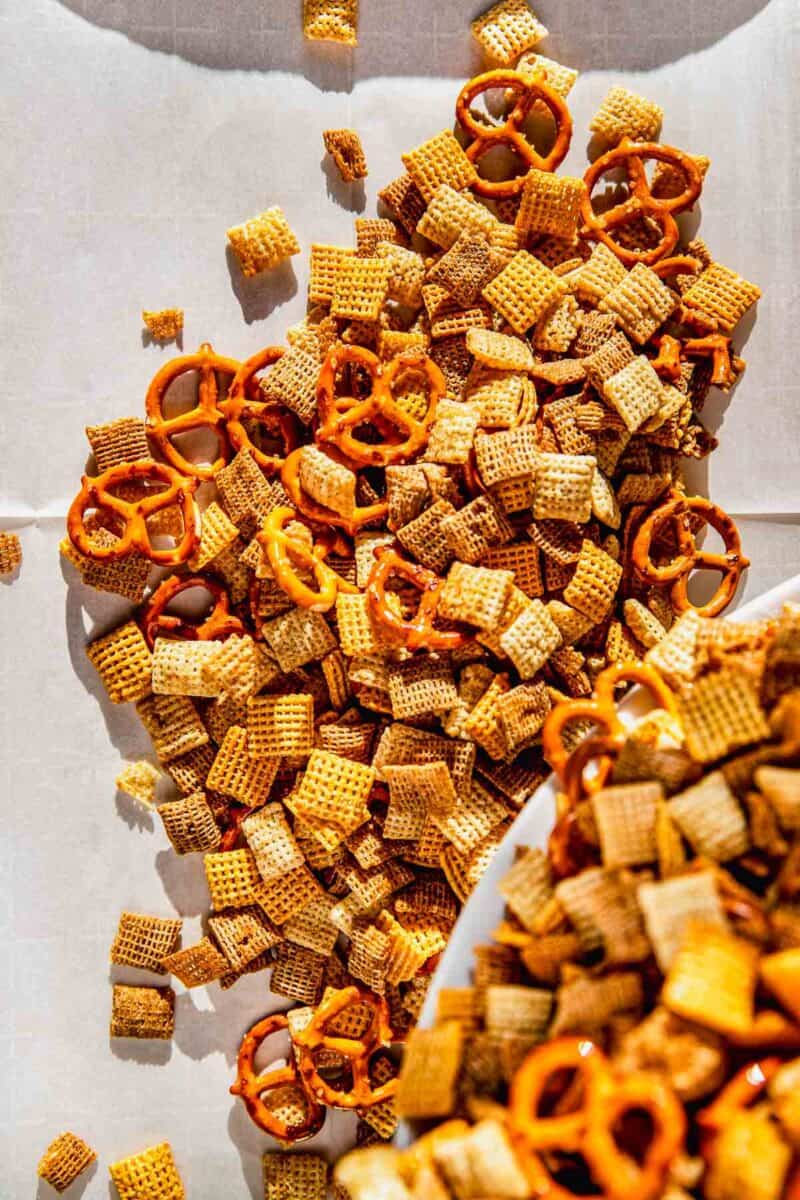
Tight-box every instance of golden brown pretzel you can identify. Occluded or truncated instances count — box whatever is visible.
[257,505,359,612]
[221,345,300,474]
[581,139,704,266]
[230,1013,325,1141]
[139,573,244,648]
[631,495,749,618]
[316,345,443,468]
[67,460,199,565]
[281,445,389,536]
[455,68,573,198]
[292,986,398,1110]
[366,545,471,652]
[145,342,241,479]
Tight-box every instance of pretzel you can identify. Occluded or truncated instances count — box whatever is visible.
[650,334,682,382]
[542,661,678,795]
[455,69,573,198]
[292,985,398,1110]
[139,574,244,648]
[145,342,240,479]
[230,1012,325,1141]
[67,460,199,565]
[366,545,471,652]
[316,345,443,467]
[281,446,389,536]
[258,505,359,612]
[681,334,742,389]
[631,495,749,617]
[696,1058,781,1158]
[221,345,299,474]
[651,255,703,280]
[581,140,704,267]
[509,1037,684,1200]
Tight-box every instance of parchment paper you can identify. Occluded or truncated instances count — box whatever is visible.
[0,1,797,1194]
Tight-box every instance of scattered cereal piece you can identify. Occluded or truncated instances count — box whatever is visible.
[303,0,358,45]
[324,128,368,182]
[142,308,184,341]
[37,1132,96,1194]
[115,759,161,808]
[109,1143,185,1200]
[590,86,664,144]
[0,530,22,576]
[226,207,300,277]
[471,0,548,65]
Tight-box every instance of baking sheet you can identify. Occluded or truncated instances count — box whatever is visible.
[1,0,798,1195]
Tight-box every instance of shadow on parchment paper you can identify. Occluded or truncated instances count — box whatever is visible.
[55,0,774,78]
[226,249,298,325]
[36,1158,98,1200]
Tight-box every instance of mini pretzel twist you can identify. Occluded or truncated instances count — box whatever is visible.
[292,986,398,1110]
[697,1058,780,1159]
[230,1013,325,1141]
[542,662,678,800]
[221,345,300,474]
[650,334,683,382]
[145,342,241,479]
[257,505,359,612]
[366,545,471,652]
[681,334,742,389]
[455,68,573,198]
[67,459,199,565]
[509,1038,686,1200]
[139,574,244,648]
[581,139,704,267]
[316,345,443,468]
[281,445,389,536]
[631,494,749,618]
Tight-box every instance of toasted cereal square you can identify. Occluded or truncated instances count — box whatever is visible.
[387,655,458,720]
[466,327,534,372]
[484,541,543,598]
[207,725,279,806]
[330,256,390,322]
[441,494,513,564]
[161,937,229,986]
[645,609,703,689]
[260,346,321,424]
[705,1111,792,1200]
[600,263,677,344]
[603,356,665,432]
[335,592,389,657]
[376,241,425,308]
[533,453,595,523]
[499,599,562,677]
[589,86,663,144]
[482,251,566,334]
[499,846,553,931]
[383,761,457,839]
[574,242,628,304]
[85,416,151,472]
[86,621,152,704]
[157,791,221,855]
[378,173,427,236]
[668,770,750,860]
[308,243,355,306]
[591,782,662,868]
[262,607,337,672]
[261,874,326,929]
[663,920,759,1037]
[142,308,183,341]
[227,207,300,277]
[110,911,182,973]
[417,185,497,249]
[474,425,538,486]
[516,51,578,96]
[637,870,728,970]
[116,759,161,809]
[425,398,481,464]
[755,766,800,831]
[534,292,581,354]
[187,501,238,571]
[402,130,478,203]
[323,127,367,181]
[208,906,279,972]
[682,262,761,332]
[151,639,220,698]
[471,0,548,64]
[108,1143,185,1200]
[110,984,175,1039]
[137,694,209,763]
[293,750,375,835]
[396,1022,464,1118]
[396,499,457,573]
[678,668,770,764]
[204,847,263,910]
[303,0,358,44]
[563,539,622,621]
[516,172,585,240]
[439,561,515,631]
[247,693,314,758]
[428,230,496,308]
[38,1132,96,1193]
[298,445,356,516]
[356,216,402,256]
[422,285,492,341]
[263,1152,328,1200]
[242,801,305,882]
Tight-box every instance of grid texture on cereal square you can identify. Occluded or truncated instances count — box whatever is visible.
[187,501,238,570]
[260,345,320,423]
[116,760,160,808]
[142,308,183,340]
[227,207,300,277]
[682,262,761,331]
[242,802,305,882]
[425,398,481,464]
[109,1142,185,1200]
[86,620,152,704]
[466,327,534,372]
[439,561,514,630]
[378,173,427,235]
[303,0,358,45]
[474,425,538,486]
[600,262,676,344]
[575,243,627,304]
[533,453,595,523]
[204,848,263,910]
[499,599,562,677]
[208,905,280,971]
[293,749,375,832]
[417,185,496,249]
[86,416,151,472]
[151,638,220,698]
[161,937,230,986]
[603,355,664,432]
[158,791,221,854]
[563,539,622,621]
[262,607,337,672]
[137,695,209,763]
[516,51,578,96]
[247,693,314,757]
[323,127,367,181]
[482,250,565,334]
[330,255,390,321]
[308,243,355,305]
[441,494,513,564]
[110,911,181,972]
[678,668,769,764]
[590,86,663,143]
[263,1151,328,1200]
[387,655,458,720]
[516,171,584,240]
[37,1132,96,1193]
[471,0,548,64]
[402,130,478,203]
[207,725,279,806]
[428,230,496,307]
[271,941,327,1003]
[110,984,175,1039]
[422,283,492,340]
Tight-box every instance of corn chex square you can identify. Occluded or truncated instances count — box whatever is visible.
[482,250,566,334]
[516,171,585,240]
[600,262,677,344]
[330,256,390,322]
[590,86,663,144]
[603,355,665,432]
[226,207,300,277]
[682,262,761,332]
[471,0,548,65]
[563,539,622,621]
[292,749,375,835]
[499,599,562,677]
[533,453,596,523]
[401,130,477,203]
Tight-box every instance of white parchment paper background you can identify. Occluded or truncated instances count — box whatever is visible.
[0,0,797,1195]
